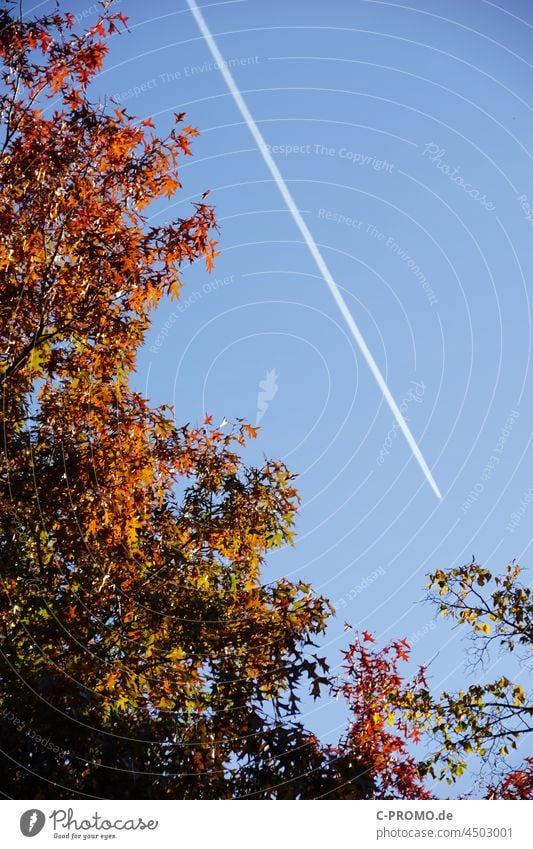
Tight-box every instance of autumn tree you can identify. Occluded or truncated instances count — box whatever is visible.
[0,1,345,799]
[331,631,432,799]
[486,757,533,799]
[387,561,533,789]
[330,608,532,799]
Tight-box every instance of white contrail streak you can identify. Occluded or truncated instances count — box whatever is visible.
[186,0,442,500]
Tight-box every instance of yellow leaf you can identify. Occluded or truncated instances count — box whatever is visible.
[168,646,186,664]
[513,685,525,704]
[28,346,45,374]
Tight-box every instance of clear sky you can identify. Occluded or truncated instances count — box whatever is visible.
[56,0,533,790]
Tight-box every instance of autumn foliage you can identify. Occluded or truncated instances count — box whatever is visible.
[0,2,531,800]
[392,562,533,785]
[333,632,431,799]
[487,758,533,799]
[0,2,331,798]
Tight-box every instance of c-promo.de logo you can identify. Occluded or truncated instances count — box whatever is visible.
[20,809,46,837]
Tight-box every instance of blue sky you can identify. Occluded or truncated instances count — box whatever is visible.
[59,0,533,788]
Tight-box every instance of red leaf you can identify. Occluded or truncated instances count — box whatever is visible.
[242,424,259,439]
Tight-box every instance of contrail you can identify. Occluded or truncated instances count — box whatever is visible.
[185,0,442,500]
